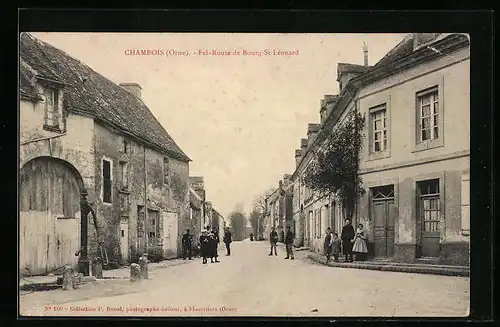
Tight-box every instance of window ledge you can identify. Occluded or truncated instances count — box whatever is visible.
[102,202,113,206]
[43,124,64,133]
[412,138,444,153]
[367,150,391,162]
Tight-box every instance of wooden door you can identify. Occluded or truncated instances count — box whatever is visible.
[162,211,178,259]
[20,157,81,275]
[373,201,387,258]
[120,221,129,263]
[56,217,79,268]
[420,196,440,257]
[373,199,395,258]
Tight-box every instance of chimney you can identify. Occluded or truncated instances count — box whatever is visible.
[307,123,321,147]
[300,138,308,153]
[119,82,142,99]
[294,149,302,167]
[362,42,369,67]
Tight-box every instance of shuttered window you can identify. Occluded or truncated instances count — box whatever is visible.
[103,159,112,203]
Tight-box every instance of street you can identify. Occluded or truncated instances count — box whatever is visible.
[20,240,469,317]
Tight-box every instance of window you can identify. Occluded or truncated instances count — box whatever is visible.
[163,157,170,184]
[121,230,125,237]
[120,161,129,190]
[190,208,193,220]
[370,107,388,152]
[43,88,61,129]
[102,159,112,203]
[418,179,440,232]
[123,139,129,154]
[417,87,439,142]
[147,210,159,246]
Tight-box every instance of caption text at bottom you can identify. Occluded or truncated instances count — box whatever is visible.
[44,305,237,314]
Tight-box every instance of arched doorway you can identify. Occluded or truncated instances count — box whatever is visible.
[19,156,85,275]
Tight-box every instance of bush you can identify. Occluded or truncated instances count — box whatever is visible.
[147,247,164,263]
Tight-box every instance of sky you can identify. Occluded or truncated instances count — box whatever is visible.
[32,32,406,219]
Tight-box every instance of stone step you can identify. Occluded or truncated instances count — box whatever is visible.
[308,255,469,277]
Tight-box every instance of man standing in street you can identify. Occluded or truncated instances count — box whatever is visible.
[284,226,295,260]
[269,227,278,256]
[341,218,355,262]
[324,227,334,262]
[182,229,193,260]
[223,227,232,256]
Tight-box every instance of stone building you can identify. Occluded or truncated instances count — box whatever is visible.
[263,176,293,243]
[189,176,206,242]
[292,33,470,265]
[19,33,191,275]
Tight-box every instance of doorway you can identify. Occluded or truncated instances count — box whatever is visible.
[417,179,441,257]
[120,221,129,263]
[371,185,396,258]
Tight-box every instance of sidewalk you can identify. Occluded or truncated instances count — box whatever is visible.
[19,257,197,290]
[307,252,469,277]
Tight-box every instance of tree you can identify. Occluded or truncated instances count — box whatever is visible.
[229,209,246,241]
[251,189,274,239]
[249,209,264,238]
[303,110,366,219]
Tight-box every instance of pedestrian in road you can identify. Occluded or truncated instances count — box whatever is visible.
[352,223,368,261]
[223,227,232,256]
[210,227,220,263]
[182,229,193,260]
[341,218,355,262]
[269,227,278,256]
[324,227,334,262]
[331,232,341,262]
[284,226,295,260]
[199,230,210,264]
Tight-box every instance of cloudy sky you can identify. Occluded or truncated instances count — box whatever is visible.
[32,32,406,219]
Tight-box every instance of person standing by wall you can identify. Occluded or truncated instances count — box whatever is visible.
[341,218,355,262]
[269,226,278,256]
[182,229,193,260]
[223,227,232,256]
[284,226,295,260]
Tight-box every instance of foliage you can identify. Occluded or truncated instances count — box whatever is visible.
[229,209,247,241]
[147,247,164,263]
[303,110,366,219]
[249,209,264,237]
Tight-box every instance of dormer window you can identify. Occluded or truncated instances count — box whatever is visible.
[42,87,64,132]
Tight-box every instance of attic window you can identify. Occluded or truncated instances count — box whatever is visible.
[43,88,63,132]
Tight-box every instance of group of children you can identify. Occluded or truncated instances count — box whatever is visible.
[198,226,220,264]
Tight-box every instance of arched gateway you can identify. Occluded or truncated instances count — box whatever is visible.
[19,156,91,276]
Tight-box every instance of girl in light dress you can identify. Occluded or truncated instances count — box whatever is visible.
[352,223,368,261]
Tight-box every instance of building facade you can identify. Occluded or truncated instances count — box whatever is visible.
[19,33,191,275]
[292,33,470,265]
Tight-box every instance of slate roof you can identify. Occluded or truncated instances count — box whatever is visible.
[19,33,190,162]
[373,34,415,68]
